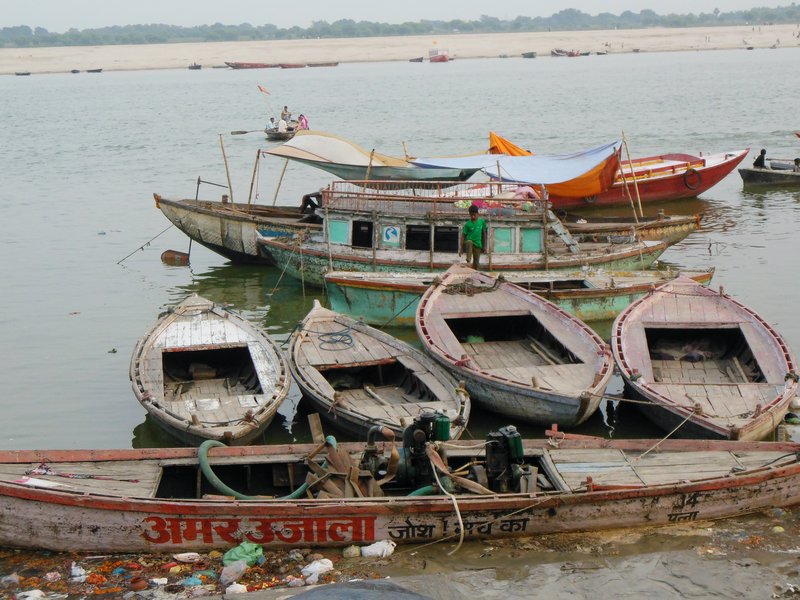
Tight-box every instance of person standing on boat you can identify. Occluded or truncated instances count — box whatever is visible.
[460,204,487,270]
[753,148,767,169]
[298,113,309,130]
[281,106,292,122]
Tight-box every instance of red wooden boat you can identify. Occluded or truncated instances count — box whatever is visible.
[547,150,748,208]
[429,48,450,62]
[279,63,307,69]
[224,62,279,69]
[2,424,800,552]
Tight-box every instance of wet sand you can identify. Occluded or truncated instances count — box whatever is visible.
[3,23,799,75]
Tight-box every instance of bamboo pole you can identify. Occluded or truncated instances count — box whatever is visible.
[402,141,410,161]
[622,132,644,219]
[366,150,375,181]
[247,148,261,207]
[271,158,289,206]
[219,134,234,203]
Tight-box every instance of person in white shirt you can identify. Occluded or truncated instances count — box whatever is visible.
[278,118,288,133]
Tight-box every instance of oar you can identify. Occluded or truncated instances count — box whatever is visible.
[230,129,264,135]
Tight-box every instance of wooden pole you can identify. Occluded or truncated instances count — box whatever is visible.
[622,132,643,219]
[402,142,410,161]
[271,158,289,206]
[247,149,261,207]
[219,134,234,203]
[366,150,375,181]
[542,191,549,270]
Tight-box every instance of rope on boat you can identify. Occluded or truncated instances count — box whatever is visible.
[429,455,465,556]
[297,324,355,349]
[378,292,424,328]
[116,224,175,265]
[636,410,697,460]
[442,278,501,296]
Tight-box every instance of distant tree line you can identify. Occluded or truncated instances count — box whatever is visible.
[2,6,800,48]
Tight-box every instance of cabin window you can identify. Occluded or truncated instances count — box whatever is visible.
[444,314,581,365]
[521,228,543,253]
[352,220,373,248]
[644,326,765,384]
[406,225,431,251]
[492,227,514,254]
[328,220,349,245]
[433,226,459,252]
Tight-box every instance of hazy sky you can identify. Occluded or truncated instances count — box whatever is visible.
[3,1,783,32]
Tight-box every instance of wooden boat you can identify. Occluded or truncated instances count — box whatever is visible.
[188,63,202,70]
[738,167,800,187]
[307,62,339,67]
[279,63,306,69]
[558,210,702,244]
[130,295,291,446]
[324,267,716,327]
[521,51,537,58]
[416,265,614,426]
[546,150,748,208]
[70,69,80,73]
[256,182,670,286]
[409,56,424,63]
[2,427,800,553]
[86,68,103,73]
[153,193,321,265]
[15,72,31,76]
[265,127,296,141]
[611,276,799,440]
[289,301,469,438]
[551,48,569,57]
[429,48,450,62]
[224,62,278,69]
[265,131,480,184]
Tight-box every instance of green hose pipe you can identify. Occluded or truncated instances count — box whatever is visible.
[408,484,437,496]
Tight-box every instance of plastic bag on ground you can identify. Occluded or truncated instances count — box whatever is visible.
[301,558,334,584]
[220,559,248,586]
[173,552,202,563]
[222,541,264,566]
[361,540,396,558]
[225,583,249,594]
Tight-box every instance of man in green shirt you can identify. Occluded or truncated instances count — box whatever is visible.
[460,204,487,270]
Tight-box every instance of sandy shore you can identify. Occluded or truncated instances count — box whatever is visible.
[3,24,799,74]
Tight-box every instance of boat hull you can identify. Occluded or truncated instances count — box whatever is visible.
[738,167,800,187]
[154,195,320,264]
[547,151,748,208]
[258,236,668,287]
[324,269,715,327]
[2,439,800,552]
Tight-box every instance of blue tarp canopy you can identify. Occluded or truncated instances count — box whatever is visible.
[412,140,622,184]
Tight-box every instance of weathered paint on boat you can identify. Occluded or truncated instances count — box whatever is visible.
[257,234,668,287]
[154,194,321,264]
[738,167,800,188]
[415,266,614,426]
[1,437,799,552]
[324,268,716,326]
[612,277,799,440]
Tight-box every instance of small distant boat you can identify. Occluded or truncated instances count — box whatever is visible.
[416,265,614,426]
[308,62,338,67]
[15,72,31,76]
[279,63,306,69]
[265,127,297,142]
[409,56,424,63]
[595,50,608,55]
[224,62,278,69]
[612,277,799,440]
[521,51,537,58]
[86,68,103,73]
[551,48,569,57]
[188,63,202,70]
[70,69,80,74]
[130,294,291,446]
[738,167,800,187]
[289,301,470,438]
[428,48,450,63]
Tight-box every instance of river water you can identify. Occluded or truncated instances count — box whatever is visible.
[1,48,800,596]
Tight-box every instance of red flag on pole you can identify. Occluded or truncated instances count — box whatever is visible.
[258,85,270,95]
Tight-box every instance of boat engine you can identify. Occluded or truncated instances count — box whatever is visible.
[470,425,536,493]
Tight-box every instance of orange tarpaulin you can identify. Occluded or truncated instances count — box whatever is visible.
[488,132,620,198]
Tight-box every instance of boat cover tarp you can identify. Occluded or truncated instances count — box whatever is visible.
[413,139,622,197]
[265,130,411,167]
[488,131,532,156]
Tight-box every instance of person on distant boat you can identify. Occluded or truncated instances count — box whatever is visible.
[753,148,767,169]
[460,204,487,270]
[278,118,288,133]
[267,117,277,131]
[280,105,292,122]
[793,158,800,172]
[298,113,309,130]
